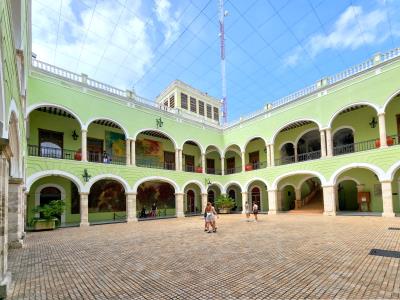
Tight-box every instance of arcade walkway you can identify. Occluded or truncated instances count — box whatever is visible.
[8,215,400,299]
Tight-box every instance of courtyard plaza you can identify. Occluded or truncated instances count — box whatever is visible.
[8,214,400,299]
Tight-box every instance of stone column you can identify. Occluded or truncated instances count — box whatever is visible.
[175,193,184,217]
[80,192,89,227]
[126,193,137,222]
[266,145,271,167]
[295,188,302,209]
[221,156,225,175]
[241,192,248,214]
[325,128,333,157]
[294,146,298,162]
[175,149,179,171]
[201,153,206,174]
[322,185,336,216]
[201,193,208,212]
[8,178,24,248]
[81,129,87,162]
[125,139,131,165]
[268,190,278,214]
[0,142,12,298]
[320,130,327,157]
[378,112,387,148]
[381,181,395,217]
[269,144,275,166]
[130,139,136,166]
[241,151,245,172]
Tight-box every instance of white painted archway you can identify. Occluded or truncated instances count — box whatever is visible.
[84,174,131,193]
[132,176,180,193]
[329,163,385,185]
[26,170,84,193]
[271,170,327,190]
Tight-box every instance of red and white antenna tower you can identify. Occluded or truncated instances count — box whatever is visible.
[219,0,227,123]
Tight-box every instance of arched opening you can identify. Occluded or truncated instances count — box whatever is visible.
[26,176,81,227]
[330,104,380,155]
[338,180,358,211]
[335,167,383,215]
[89,180,126,223]
[280,143,295,165]
[280,185,295,211]
[205,145,222,175]
[207,184,221,205]
[137,181,175,219]
[333,128,354,155]
[87,120,126,165]
[251,187,260,209]
[225,183,242,212]
[136,130,176,170]
[384,94,400,146]
[247,180,268,213]
[8,112,20,177]
[298,177,323,213]
[182,140,202,173]
[274,120,320,165]
[183,182,202,216]
[27,106,83,161]
[244,138,267,170]
[224,144,242,174]
[297,130,321,161]
[391,168,400,214]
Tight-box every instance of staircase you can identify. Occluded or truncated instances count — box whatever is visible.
[289,180,324,214]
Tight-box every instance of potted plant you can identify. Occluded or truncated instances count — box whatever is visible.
[215,195,235,214]
[195,165,203,173]
[245,164,253,171]
[375,136,394,148]
[74,148,82,160]
[31,200,65,231]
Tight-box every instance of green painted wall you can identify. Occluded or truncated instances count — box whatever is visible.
[281,185,295,211]
[338,180,358,211]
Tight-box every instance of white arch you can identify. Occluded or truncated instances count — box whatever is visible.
[207,181,224,193]
[386,161,400,181]
[271,170,327,190]
[296,175,320,190]
[242,136,267,152]
[182,180,206,193]
[8,107,22,177]
[279,183,296,192]
[85,117,130,138]
[271,118,322,145]
[327,102,379,128]
[244,177,269,191]
[85,174,131,193]
[35,183,67,224]
[332,126,355,137]
[134,128,178,149]
[181,139,204,154]
[132,176,180,193]
[329,163,385,185]
[26,103,84,129]
[278,141,295,151]
[294,127,321,146]
[0,45,6,139]
[223,181,243,193]
[223,143,243,156]
[26,170,83,193]
[336,176,361,186]
[382,89,400,112]
[205,144,223,156]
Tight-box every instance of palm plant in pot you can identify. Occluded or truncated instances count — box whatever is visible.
[31,200,65,230]
[215,195,235,214]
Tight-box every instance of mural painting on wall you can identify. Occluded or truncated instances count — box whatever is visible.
[136,139,163,163]
[89,180,126,212]
[105,131,125,157]
[137,182,175,211]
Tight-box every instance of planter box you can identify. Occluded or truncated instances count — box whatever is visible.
[375,137,394,148]
[218,208,231,214]
[195,167,203,173]
[245,164,253,171]
[33,219,56,231]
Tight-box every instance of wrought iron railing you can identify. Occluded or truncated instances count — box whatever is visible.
[297,150,321,162]
[275,156,295,166]
[245,161,267,171]
[137,208,175,220]
[206,168,222,175]
[333,139,376,156]
[226,167,242,174]
[136,159,175,170]
[87,152,125,165]
[28,144,79,160]
[183,164,195,172]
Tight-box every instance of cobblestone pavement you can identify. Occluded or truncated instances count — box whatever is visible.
[8,214,400,299]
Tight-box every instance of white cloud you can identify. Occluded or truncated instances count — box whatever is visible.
[284,5,391,67]
[154,0,181,47]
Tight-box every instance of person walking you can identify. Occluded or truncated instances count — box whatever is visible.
[245,201,250,221]
[204,202,218,233]
[253,202,259,221]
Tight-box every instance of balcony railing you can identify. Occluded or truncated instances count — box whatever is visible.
[206,168,222,175]
[297,150,321,162]
[136,159,175,170]
[275,156,295,166]
[183,164,195,173]
[28,145,79,160]
[226,167,242,174]
[87,152,125,165]
[245,161,267,171]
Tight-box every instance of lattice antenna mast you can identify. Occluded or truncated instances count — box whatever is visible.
[219,0,227,123]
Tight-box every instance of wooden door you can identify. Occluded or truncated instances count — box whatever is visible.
[226,157,235,174]
[251,187,261,210]
[206,158,215,174]
[185,155,194,172]
[87,138,103,162]
[187,190,195,213]
[164,151,175,170]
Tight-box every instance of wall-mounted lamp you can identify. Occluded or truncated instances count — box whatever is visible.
[82,169,91,182]
[263,147,267,153]
[205,178,212,186]
[369,117,377,128]
[72,130,79,140]
[156,117,163,128]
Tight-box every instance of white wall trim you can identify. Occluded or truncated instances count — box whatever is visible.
[382,89,400,112]
[386,161,400,181]
[332,126,355,137]
[271,118,322,145]
[294,127,320,146]
[271,170,327,190]
[327,101,379,128]
[26,170,83,193]
[134,128,178,149]
[223,143,243,156]
[207,182,224,193]
[205,144,223,156]
[278,141,295,152]
[182,180,206,194]
[328,163,385,185]
[85,174,131,193]
[336,176,361,186]
[244,177,269,191]
[84,117,130,138]
[181,140,204,154]
[223,181,243,193]
[242,136,267,152]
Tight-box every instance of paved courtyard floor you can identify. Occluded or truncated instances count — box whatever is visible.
[8,214,400,299]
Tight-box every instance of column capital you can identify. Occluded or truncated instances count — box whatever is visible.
[175,192,184,196]
[267,189,278,192]
[321,185,335,188]
[241,191,248,195]
[79,192,89,196]
[380,179,392,184]
[320,127,331,131]
[377,111,385,116]
[81,129,87,133]
[201,193,208,196]
[126,137,135,142]
[126,192,137,196]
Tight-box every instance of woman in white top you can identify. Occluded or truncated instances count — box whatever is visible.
[205,202,218,233]
[252,203,259,221]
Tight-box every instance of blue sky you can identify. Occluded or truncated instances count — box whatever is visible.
[32,0,400,122]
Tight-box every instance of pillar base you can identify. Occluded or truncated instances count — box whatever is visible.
[323,211,336,216]
[268,210,278,215]
[80,222,90,227]
[8,240,23,249]
[0,272,11,299]
[127,218,138,223]
[176,212,185,218]
[382,212,395,218]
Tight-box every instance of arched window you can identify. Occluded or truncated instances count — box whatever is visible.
[228,189,236,200]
